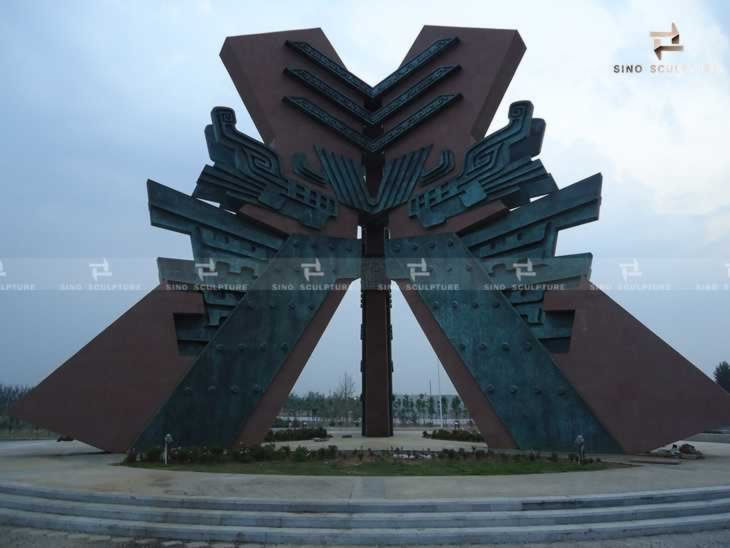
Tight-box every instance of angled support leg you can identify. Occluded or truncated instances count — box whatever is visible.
[133,234,360,450]
[386,234,621,452]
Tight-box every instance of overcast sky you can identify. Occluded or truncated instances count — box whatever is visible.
[1,0,729,398]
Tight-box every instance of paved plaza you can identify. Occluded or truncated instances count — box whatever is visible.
[1,430,729,500]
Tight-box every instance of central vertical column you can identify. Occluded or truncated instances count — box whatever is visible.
[360,114,394,436]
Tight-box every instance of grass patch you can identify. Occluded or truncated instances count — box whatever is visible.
[126,455,618,476]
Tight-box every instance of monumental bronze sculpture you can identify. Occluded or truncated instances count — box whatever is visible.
[12,26,730,454]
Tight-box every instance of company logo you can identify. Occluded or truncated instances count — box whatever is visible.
[619,258,642,282]
[89,258,112,281]
[195,259,218,281]
[301,258,324,282]
[613,22,715,75]
[406,258,430,282]
[512,258,537,282]
[650,22,684,60]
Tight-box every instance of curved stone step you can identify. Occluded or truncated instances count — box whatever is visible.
[2,492,730,530]
[0,506,729,545]
[1,482,730,514]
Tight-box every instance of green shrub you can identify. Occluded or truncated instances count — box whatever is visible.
[292,446,309,462]
[264,427,329,442]
[143,447,162,463]
[427,429,484,443]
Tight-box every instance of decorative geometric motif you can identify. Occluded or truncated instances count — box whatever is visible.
[283,38,463,153]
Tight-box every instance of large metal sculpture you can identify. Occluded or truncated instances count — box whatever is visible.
[13,26,730,454]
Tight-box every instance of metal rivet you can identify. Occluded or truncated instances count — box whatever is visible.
[308,303,315,310]
[252,274,258,280]
[486,384,495,393]
[411,244,418,251]
[501,342,510,351]
[479,342,487,350]
[429,242,436,249]
[558,387,567,396]
[492,301,500,308]
[393,244,401,252]
[288,302,295,310]
[452,301,459,308]
[281,343,289,352]
[237,343,245,352]
[446,266,453,272]
[510,385,518,394]
[433,302,440,309]
[534,387,542,395]
[346,245,352,253]
[184,386,192,395]
[293,241,299,248]
[472,302,479,309]
[523,341,533,351]
[230,385,240,394]
[328,242,335,250]
[215,343,224,352]
[259,343,267,351]
[459,343,466,350]
[465,264,472,271]
[253,384,262,394]
[208,385,217,392]
[447,240,454,247]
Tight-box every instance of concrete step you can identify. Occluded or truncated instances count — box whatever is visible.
[2,492,730,529]
[0,506,729,545]
[2,482,730,513]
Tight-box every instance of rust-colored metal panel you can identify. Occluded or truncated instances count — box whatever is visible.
[544,281,730,454]
[386,26,525,173]
[10,286,203,453]
[221,28,362,177]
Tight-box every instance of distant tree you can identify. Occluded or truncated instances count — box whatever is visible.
[416,394,425,424]
[714,361,730,392]
[427,396,436,423]
[451,395,462,420]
